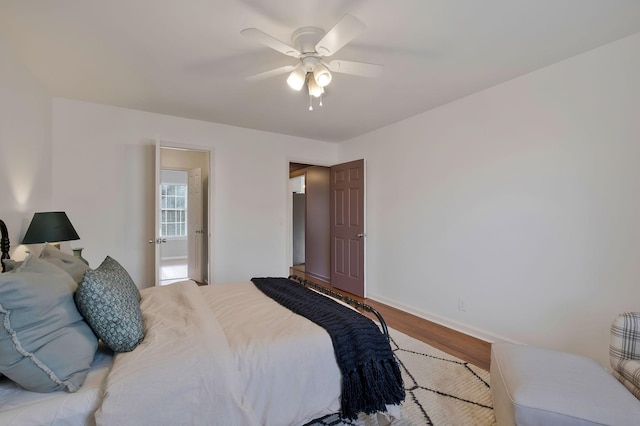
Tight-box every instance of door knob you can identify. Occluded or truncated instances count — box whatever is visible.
[357,233,366,238]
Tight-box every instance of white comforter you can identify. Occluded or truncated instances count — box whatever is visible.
[95,281,343,426]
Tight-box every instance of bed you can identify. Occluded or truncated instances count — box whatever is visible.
[0,219,404,425]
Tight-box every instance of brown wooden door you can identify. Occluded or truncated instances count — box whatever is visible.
[330,159,365,297]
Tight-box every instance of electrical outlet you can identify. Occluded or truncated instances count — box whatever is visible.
[458,298,467,312]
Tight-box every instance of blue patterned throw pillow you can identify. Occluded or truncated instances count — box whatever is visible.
[75,256,144,352]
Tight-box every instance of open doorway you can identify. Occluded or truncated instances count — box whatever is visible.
[156,146,210,285]
[288,159,366,297]
[291,173,306,271]
[159,169,189,284]
[289,162,330,282]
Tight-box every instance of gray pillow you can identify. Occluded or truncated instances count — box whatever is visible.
[91,255,140,302]
[75,256,144,352]
[2,259,22,272]
[0,256,98,392]
[39,243,90,284]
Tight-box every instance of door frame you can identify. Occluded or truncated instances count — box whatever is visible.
[285,158,366,296]
[155,139,214,285]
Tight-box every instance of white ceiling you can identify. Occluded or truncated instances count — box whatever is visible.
[2,0,640,142]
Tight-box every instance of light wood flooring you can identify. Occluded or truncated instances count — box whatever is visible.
[289,268,491,371]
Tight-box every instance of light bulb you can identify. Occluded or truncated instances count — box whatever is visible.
[307,77,324,98]
[286,67,306,91]
[313,63,332,87]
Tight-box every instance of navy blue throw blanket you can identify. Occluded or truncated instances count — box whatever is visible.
[251,277,405,420]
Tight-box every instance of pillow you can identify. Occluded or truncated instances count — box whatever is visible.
[75,256,144,352]
[0,255,98,393]
[90,255,140,302]
[1,259,21,272]
[39,243,91,284]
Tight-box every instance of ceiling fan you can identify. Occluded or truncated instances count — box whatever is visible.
[241,14,383,110]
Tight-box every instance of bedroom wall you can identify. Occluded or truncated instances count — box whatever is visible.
[339,32,640,367]
[5,18,638,369]
[51,98,338,288]
[0,30,52,260]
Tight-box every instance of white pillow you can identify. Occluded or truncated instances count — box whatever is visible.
[39,243,91,283]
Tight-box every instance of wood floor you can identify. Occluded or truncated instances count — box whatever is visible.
[289,268,492,371]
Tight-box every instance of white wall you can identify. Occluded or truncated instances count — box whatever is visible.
[51,98,338,287]
[340,33,640,367]
[5,19,639,369]
[0,30,53,260]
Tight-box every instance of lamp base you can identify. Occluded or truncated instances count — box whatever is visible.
[72,247,89,265]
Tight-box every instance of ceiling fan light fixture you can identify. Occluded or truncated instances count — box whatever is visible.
[242,14,382,111]
[307,76,324,98]
[313,63,332,87]
[286,67,306,91]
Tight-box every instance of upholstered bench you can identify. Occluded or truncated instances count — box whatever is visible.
[490,343,640,425]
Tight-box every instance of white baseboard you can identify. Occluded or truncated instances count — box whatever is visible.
[368,292,519,345]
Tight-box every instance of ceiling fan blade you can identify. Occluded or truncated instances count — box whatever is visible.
[327,60,383,78]
[246,65,296,81]
[315,14,366,57]
[241,28,301,58]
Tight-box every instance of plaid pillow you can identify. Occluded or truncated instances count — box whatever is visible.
[610,312,640,398]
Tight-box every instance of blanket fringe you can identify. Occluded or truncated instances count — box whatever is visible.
[341,358,405,420]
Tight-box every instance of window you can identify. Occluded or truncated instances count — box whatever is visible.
[161,184,187,237]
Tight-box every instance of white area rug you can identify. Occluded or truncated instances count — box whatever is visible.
[308,328,496,425]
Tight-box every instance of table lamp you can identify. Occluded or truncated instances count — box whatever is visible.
[22,211,80,249]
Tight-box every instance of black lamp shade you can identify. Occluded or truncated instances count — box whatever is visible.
[22,212,80,244]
